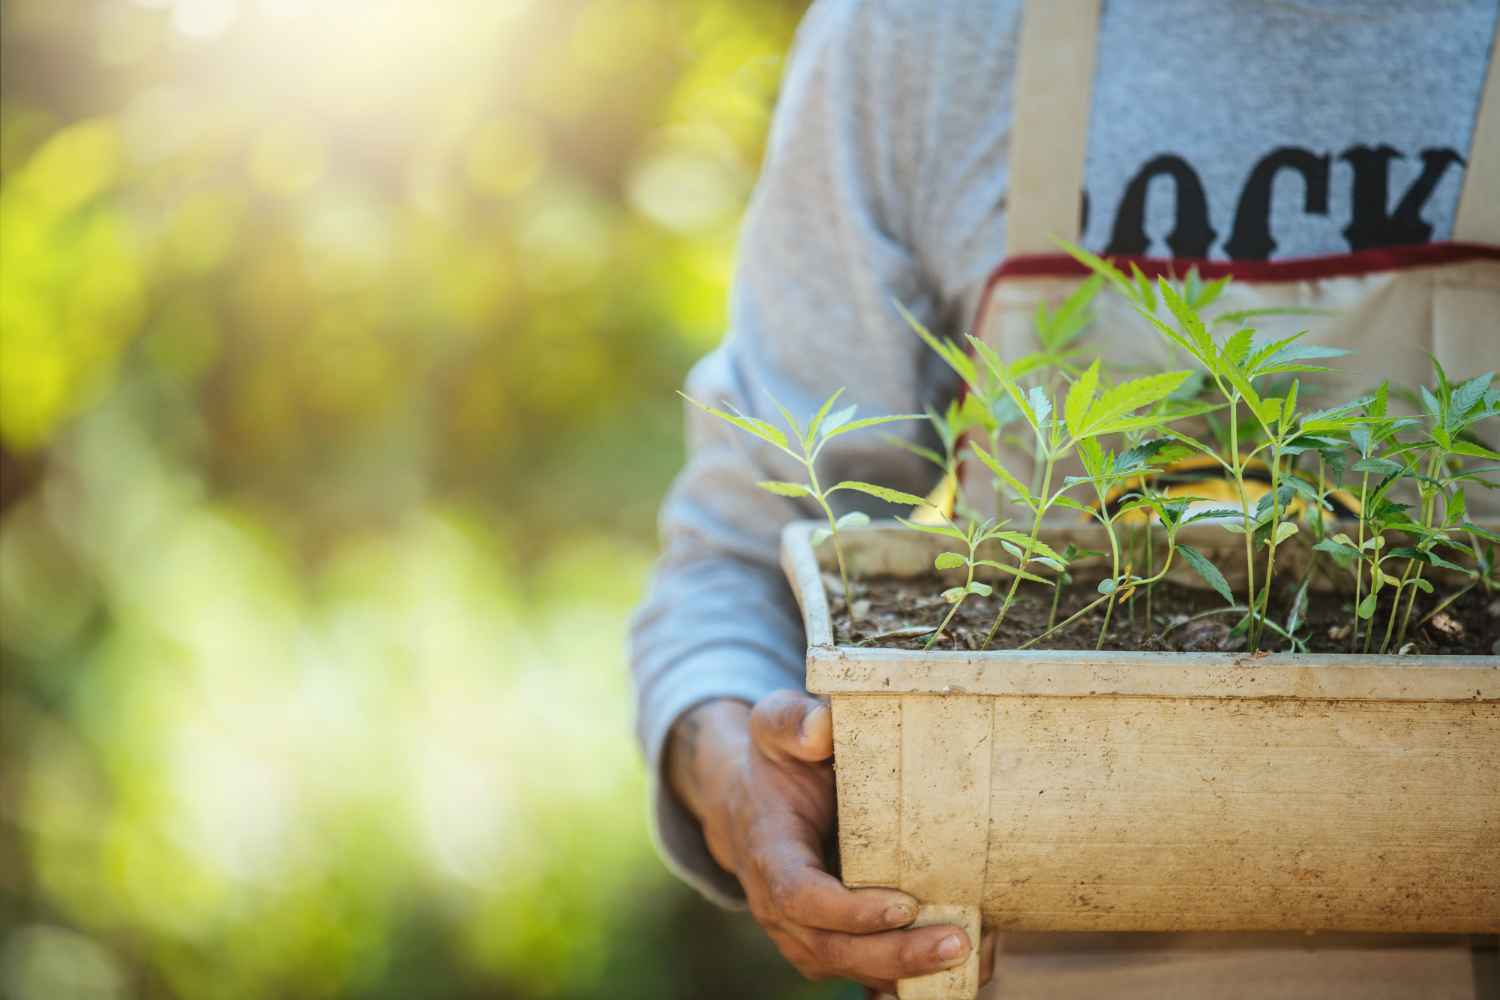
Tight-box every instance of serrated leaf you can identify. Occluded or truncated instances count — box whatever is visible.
[1451,439,1500,461]
[820,403,858,438]
[934,551,968,570]
[1130,261,1157,309]
[1448,372,1493,429]
[1463,520,1500,544]
[992,531,1063,563]
[897,300,979,386]
[1420,384,1441,422]
[1350,457,1403,476]
[1051,496,1094,515]
[1196,274,1229,310]
[831,481,932,507]
[896,516,967,541]
[1028,385,1053,430]
[1157,279,1217,362]
[757,480,811,497]
[1178,543,1235,605]
[767,394,804,447]
[822,413,924,442]
[971,560,1050,584]
[1270,521,1298,546]
[680,393,790,451]
[1056,239,1135,298]
[1183,504,1244,526]
[969,442,1036,507]
[1065,359,1100,436]
[1082,371,1192,436]
[1313,537,1360,564]
[1427,552,1471,573]
[1222,328,1254,367]
[806,388,847,441]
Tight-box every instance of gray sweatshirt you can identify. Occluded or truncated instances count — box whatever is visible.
[629,0,1498,907]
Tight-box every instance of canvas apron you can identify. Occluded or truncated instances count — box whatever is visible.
[941,2,1500,998]
[965,1,1500,526]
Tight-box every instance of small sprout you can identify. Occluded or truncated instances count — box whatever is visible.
[682,387,924,615]
[913,515,1044,649]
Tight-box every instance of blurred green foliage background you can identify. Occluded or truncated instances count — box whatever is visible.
[0,1,850,997]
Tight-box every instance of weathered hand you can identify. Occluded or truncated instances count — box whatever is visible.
[668,691,994,994]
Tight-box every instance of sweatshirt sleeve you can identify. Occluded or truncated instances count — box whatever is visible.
[628,0,956,907]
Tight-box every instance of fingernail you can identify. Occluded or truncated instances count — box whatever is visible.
[883,903,914,925]
[799,703,829,740]
[937,934,965,962]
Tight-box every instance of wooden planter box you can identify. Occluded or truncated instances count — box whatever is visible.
[780,520,1499,1000]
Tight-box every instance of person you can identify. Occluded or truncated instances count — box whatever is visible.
[630,1,1500,995]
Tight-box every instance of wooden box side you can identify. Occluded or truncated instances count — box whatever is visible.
[784,521,1500,934]
[980,693,1500,933]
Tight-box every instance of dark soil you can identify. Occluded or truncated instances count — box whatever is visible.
[832,577,1500,655]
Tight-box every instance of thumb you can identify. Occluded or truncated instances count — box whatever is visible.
[750,689,833,763]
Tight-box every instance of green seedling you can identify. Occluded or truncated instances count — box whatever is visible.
[964,351,1210,648]
[1015,489,1223,650]
[1063,240,1352,651]
[690,266,1500,655]
[1379,362,1498,648]
[680,388,927,611]
[901,515,1047,649]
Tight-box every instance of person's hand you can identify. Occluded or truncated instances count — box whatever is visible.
[667,691,995,994]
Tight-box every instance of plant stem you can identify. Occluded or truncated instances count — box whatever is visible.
[1018,593,1110,650]
[1250,442,1285,650]
[1378,577,1404,653]
[1144,517,1155,628]
[1228,395,1259,648]
[1023,546,1177,651]
[1395,460,1446,645]
[807,465,851,613]
[1351,470,1370,652]
[1096,509,1123,651]
[983,452,1056,648]
[1383,451,1440,651]
[925,543,975,650]
[1160,605,1252,640]
[1048,579,1062,630]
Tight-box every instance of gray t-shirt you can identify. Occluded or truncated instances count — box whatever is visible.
[630,0,1498,905]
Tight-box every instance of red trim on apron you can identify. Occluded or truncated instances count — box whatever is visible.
[986,240,1500,286]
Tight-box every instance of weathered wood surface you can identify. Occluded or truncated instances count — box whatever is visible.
[899,696,992,907]
[831,696,901,887]
[980,696,1499,932]
[896,904,980,1000]
[782,520,1500,942]
[809,646,1500,702]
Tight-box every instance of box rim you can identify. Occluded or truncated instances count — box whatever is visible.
[780,519,1500,703]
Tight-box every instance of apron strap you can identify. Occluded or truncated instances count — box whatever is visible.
[1454,10,1500,244]
[1005,0,1102,256]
